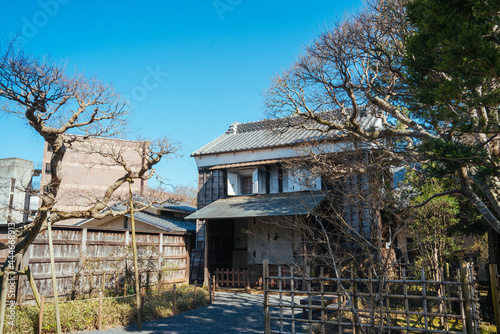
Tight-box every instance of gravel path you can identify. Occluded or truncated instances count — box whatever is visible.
[82,292,267,334]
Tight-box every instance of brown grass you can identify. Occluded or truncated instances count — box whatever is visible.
[4,285,209,333]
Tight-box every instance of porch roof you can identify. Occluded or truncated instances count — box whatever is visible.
[185,191,326,220]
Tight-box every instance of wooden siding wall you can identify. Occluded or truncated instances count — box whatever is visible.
[197,169,226,208]
[7,225,190,303]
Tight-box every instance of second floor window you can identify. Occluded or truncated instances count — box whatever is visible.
[240,175,253,195]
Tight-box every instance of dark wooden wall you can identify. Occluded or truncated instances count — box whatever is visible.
[197,169,226,209]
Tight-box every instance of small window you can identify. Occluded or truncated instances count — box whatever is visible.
[10,178,15,192]
[47,144,53,152]
[240,176,253,195]
[45,163,51,174]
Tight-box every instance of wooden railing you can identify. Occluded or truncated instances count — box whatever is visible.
[214,268,250,288]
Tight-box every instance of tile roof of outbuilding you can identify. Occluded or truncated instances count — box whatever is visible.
[191,108,380,156]
[124,210,196,233]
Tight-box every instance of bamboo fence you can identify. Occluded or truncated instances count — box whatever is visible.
[263,261,480,334]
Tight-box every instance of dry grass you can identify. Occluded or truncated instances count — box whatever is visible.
[4,285,209,333]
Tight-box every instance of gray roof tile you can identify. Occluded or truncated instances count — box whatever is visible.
[125,211,196,233]
[191,108,380,156]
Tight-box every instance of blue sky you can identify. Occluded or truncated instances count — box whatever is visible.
[0,0,363,190]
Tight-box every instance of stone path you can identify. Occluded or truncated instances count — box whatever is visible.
[83,292,267,334]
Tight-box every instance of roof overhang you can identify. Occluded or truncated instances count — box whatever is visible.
[186,191,326,220]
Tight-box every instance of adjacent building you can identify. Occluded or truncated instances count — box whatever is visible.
[0,158,40,225]
[41,136,148,225]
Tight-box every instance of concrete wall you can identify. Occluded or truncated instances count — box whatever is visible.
[40,137,147,225]
[0,158,34,225]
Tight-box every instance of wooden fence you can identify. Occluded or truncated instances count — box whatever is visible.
[263,261,480,334]
[214,268,251,288]
[2,225,191,303]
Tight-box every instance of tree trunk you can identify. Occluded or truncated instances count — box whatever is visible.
[48,214,62,333]
[129,183,142,330]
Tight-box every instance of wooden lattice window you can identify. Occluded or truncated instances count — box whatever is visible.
[240,175,253,195]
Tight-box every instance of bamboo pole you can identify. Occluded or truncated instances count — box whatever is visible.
[98,291,103,330]
[27,267,41,307]
[279,265,284,334]
[291,266,295,334]
[38,295,45,334]
[129,181,142,330]
[47,212,62,334]
[421,268,428,332]
[263,259,270,334]
[402,267,410,330]
[320,267,325,334]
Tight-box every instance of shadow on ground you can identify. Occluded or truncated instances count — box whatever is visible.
[85,292,265,334]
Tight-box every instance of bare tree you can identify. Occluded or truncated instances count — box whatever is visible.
[264,0,500,239]
[0,41,178,318]
[173,184,198,207]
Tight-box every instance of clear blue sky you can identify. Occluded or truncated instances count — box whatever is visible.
[0,0,363,190]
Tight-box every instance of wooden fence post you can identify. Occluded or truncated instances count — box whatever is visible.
[461,262,473,334]
[172,283,177,315]
[101,273,106,293]
[115,273,119,296]
[246,269,250,289]
[38,295,45,334]
[98,291,103,330]
[490,264,500,333]
[71,273,77,300]
[47,214,62,334]
[212,275,216,301]
[140,287,145,319]
[351,265,359,334]
[208,275,212,304]
[263,260,270,334]
[194,281,198,309]
[123,269,128,296]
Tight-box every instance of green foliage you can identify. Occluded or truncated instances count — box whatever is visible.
[405,173,467,271]
[3,285,209,333]
[405,0,500,130]
[417,138,488,175]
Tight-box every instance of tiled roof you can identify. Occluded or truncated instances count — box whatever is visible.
[185,191,326,220]
[155,202,196,213]
[191,108,380,156]
[124,210,196,233]
[78,202,196,233]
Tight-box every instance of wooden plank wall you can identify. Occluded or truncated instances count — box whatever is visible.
[8,225,190,303]
[197,169,226,209]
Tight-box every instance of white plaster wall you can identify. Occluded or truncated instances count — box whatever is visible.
[246,217,300,265]
[194,142,351,168]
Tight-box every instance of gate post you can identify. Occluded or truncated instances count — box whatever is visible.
[264,260,270,334]
[489,264,500,333]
